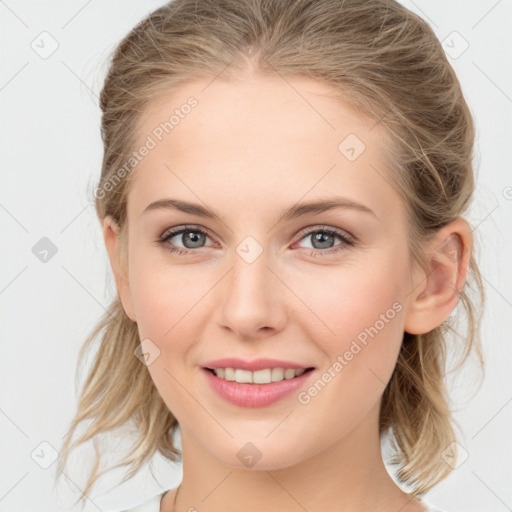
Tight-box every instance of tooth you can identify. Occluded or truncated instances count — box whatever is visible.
[224,368,236,381]
[235,369,253,383]
[284,369,296,379]
[214,367,307,383]
[271,368,284,382]
[253,368,272,384]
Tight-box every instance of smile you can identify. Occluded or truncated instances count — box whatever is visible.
[208,367,312,384]
[202,367,315,407]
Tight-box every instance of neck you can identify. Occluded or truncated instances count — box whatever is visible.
[167,401,425,512]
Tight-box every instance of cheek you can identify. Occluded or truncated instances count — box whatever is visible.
[291,256,408,424]
[290,253,407,379]
[128,258,209,422]
[128,231,176,321]
[128,245,206,337]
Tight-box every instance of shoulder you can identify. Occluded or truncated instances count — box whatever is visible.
[112,490,170,512]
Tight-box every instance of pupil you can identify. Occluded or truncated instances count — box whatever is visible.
[313,232,333,249]
[184,231,205,248]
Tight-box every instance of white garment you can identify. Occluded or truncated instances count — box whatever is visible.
[114,490,166,512]
[115,490,449,512]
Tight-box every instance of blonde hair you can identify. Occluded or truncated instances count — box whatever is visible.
[56,0,485,506]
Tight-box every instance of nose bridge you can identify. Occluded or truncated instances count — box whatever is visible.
[217,235,286,337]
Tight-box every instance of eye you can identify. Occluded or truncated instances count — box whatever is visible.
[293,226,355,257]
[157,225,214,255]
[156,225,356,257]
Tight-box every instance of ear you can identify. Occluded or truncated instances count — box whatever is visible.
[102,215,136,322]
[403,218,471,335]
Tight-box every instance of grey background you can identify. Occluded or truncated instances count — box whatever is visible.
[1,1,511,510]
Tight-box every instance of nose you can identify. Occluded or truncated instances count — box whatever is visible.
[216,247,288,340]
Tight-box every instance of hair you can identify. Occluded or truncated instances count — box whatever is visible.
[55,0,485,506]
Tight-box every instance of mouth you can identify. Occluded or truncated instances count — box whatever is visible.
[203,366,315,384]
[201,366,317,407]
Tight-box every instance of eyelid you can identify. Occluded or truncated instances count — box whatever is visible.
[159,224,216,248]
[157,223,358,261]
[159,223,356,245]
[160,224,211,239]
[294,224,357,244]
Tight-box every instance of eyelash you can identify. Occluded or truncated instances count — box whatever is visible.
[156,224,356,258]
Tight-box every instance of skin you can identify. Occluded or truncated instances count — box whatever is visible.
[102,71,472,512]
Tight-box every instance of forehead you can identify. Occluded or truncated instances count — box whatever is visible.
[127,74,402,222]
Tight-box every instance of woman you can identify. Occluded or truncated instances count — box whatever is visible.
[56,1,485,511]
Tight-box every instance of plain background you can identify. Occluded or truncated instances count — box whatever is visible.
[1,1,511,510]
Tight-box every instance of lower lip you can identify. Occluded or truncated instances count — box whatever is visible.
[202,368,315,407]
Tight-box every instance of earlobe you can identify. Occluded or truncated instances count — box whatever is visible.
[403,219,471,335]
[102,215,137,322]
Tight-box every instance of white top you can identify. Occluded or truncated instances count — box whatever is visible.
[115,490,449,512]
[116,491,166,511]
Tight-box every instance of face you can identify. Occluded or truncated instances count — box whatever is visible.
[109,73,422,470]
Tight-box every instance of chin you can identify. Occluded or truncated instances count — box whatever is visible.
[211,437,313,471]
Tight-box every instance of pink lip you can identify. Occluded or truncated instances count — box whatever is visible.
[202,367,316,407]
[202,357,314,371]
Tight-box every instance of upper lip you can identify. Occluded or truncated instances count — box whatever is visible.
[202,358,315,371]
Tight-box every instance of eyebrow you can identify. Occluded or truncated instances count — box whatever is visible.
[141,196,377,222]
